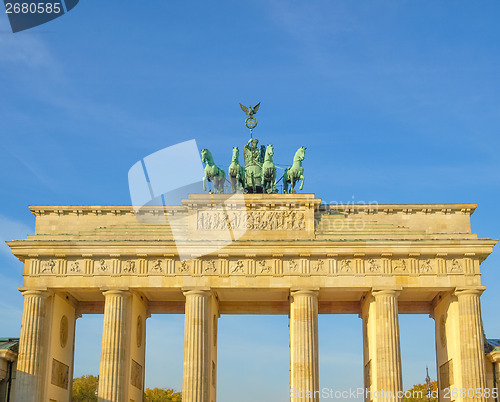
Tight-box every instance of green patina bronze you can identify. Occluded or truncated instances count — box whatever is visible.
[201,148,225,194]
[261,144,276,193]
[228,146,245,193]
[239,102,260,139]
[283,147,306,194]
[243,137,264,193]
[201,103,307,194]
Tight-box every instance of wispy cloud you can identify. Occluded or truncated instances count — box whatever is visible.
[0,17,171,148]
[0,18,61,71]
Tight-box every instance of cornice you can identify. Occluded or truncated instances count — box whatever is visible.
[28,202,478,216]
[7,238,497,259]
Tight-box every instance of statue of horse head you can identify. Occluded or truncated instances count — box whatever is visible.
[265,144,274,160]
[232,147,239,161]
[294,146,306,162]
[201,148,212,164]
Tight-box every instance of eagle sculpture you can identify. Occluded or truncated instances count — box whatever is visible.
[240,102,260,118]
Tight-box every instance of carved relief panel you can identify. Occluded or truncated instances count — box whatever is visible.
[203,259,218,274]
[68,260,81,274]
[197,210,306,231]
[419,259,435,274]
[338,259,353,274]
[447,258,464,273]
[365,258,381,274]
[258,259,273,274]
[122,259,136,274]
[391,259,408,273]
[229,259,246,275]
[286,259,300,274]
[177,260,192,274]
[94,258,111,275]
[40,258,57,274]
[311,259,326,274]
[149,258,164,274]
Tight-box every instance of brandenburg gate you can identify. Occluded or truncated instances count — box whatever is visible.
[7,194,497,401]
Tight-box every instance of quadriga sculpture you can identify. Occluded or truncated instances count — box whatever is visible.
[201,148,225,194]
[283,147,306,194]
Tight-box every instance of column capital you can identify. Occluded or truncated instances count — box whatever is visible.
[19,288,49,298]
[454,286,486,297]
[182,287,212,297]
[290,288,319,297]
[487,350,500,363]
[100,288,130,297]
[372,287,402,297]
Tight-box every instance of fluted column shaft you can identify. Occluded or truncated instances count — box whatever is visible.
[98,290,130,402]
[290,290,319,402]
[373,289,403,401]
[183,290,211,402]
[15,290,48,402]
[456,288,486,401]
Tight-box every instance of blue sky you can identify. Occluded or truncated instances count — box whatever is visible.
[1,1,500,400]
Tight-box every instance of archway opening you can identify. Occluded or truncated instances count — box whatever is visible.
[217,315,290,402]
[319,314,364,401]
[144,314,184,392]
[399,314,437,394]
[73,314,103,389]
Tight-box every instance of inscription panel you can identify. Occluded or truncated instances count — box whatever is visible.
[130,359,143,390]
[51,358,69,389]
[439,359,454,389]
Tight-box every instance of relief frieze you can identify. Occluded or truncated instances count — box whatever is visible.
[197,210,305,231]
[27,255,474,278]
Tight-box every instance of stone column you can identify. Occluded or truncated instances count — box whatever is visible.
[373,289,403,401]
[98,289,130,402]
[183,289,211,402]
[455,288,487,401]
[289,289,319,402]
[15,290,48,402]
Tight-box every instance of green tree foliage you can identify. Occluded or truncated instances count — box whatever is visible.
[403,381,438,402]
[72,374,98,401]
[72,375,181,402]
[144,387,182,402]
